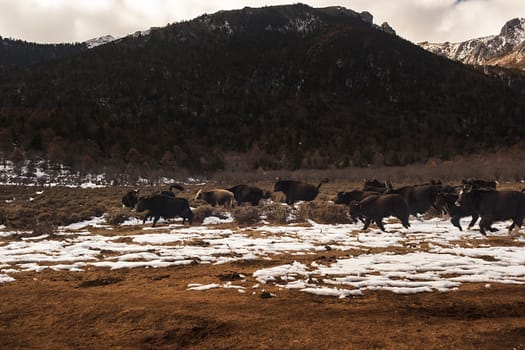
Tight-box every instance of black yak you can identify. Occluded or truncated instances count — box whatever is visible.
[363,179,390,193]
[158,183,185,197]
[135,194,193,227]
[386,184,446,217]
[349,194,410,232]
[122,189,139,208]
[227,184,271,206]
[456,188,525,235]
[434,192,478,231]
[334,190,379,205]
[273,178,329,205]
[461,178,498,190]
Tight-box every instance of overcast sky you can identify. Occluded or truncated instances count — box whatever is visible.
[0,0,524,44]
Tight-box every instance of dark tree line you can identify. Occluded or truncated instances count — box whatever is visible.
[0,36,86,70]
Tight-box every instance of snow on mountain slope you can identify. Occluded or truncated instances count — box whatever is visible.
[419,18,525,70]
[84,35,117,49]
[84,28,155,48]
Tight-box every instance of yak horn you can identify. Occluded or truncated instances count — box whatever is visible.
[194,189,202,200]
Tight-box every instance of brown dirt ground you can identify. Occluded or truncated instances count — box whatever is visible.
[0,260,524,350]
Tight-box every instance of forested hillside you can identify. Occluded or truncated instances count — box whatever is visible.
[0,4,524,172]
[0,37,85,70]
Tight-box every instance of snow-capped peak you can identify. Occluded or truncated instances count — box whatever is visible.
[84,26,160,49]
[499,17,525,40]
[419,17,525,70]
[84,35,117,49]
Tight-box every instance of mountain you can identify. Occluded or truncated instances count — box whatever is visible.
[84,28,157,49]
[85,35,117,49]
[419,18,525,70]
[0,35,118,70]
[0,4,524,172]
[0,36,86,70]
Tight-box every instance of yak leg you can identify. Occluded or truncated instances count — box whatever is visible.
[400,216,410,229]
[479,217,492,236]
[412,211,424,222]
[509,216,523,236]
[183,209,193,225]
[480,214,498,233]
[468,214,479,229]
[376,219,386,232]
[363,218,372,230]
[152,216,160,228]
[451,216,462,231]
[142,212,150,225]
[488,225,498,232]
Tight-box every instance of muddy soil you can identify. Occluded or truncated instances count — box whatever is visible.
[0,261,524,349]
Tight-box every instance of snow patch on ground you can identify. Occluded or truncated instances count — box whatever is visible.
[0,214,524,298]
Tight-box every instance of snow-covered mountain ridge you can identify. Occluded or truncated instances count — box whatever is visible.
[419,18,525,70]
[195,5,396,37]
[84,35,117,49]
[84,6,396,49]
[84,28,155,49]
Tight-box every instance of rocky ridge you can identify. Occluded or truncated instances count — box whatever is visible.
[419,18,525,70]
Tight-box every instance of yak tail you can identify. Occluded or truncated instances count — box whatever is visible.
[170,183,185,192]
[194,189,202,200]
[317,178,329,189]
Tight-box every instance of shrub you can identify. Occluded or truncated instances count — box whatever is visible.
[0,208,6,225]
[105,207,131,225]
[31,222,57,236]
[192,205,230,224]
[9,208,38,229]
[261,203,293,225]
[296,200,350,224]
[232,206,261,226]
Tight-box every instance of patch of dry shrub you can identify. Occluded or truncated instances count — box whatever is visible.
[1,186,122,230]
[31,222,57,236]
[232,206,261,226]
[105,207,132,225]
[261,203,293,224]
[0,208,5,225]
[296,200,350,224]
[192,205,230,224]
[7,207,38,228]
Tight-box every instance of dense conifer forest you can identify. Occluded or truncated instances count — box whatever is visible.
[0,37,85,70]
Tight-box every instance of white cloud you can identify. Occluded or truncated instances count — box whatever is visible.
[0,0,523,43]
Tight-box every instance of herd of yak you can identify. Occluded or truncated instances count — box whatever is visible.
[121,178,525,236]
